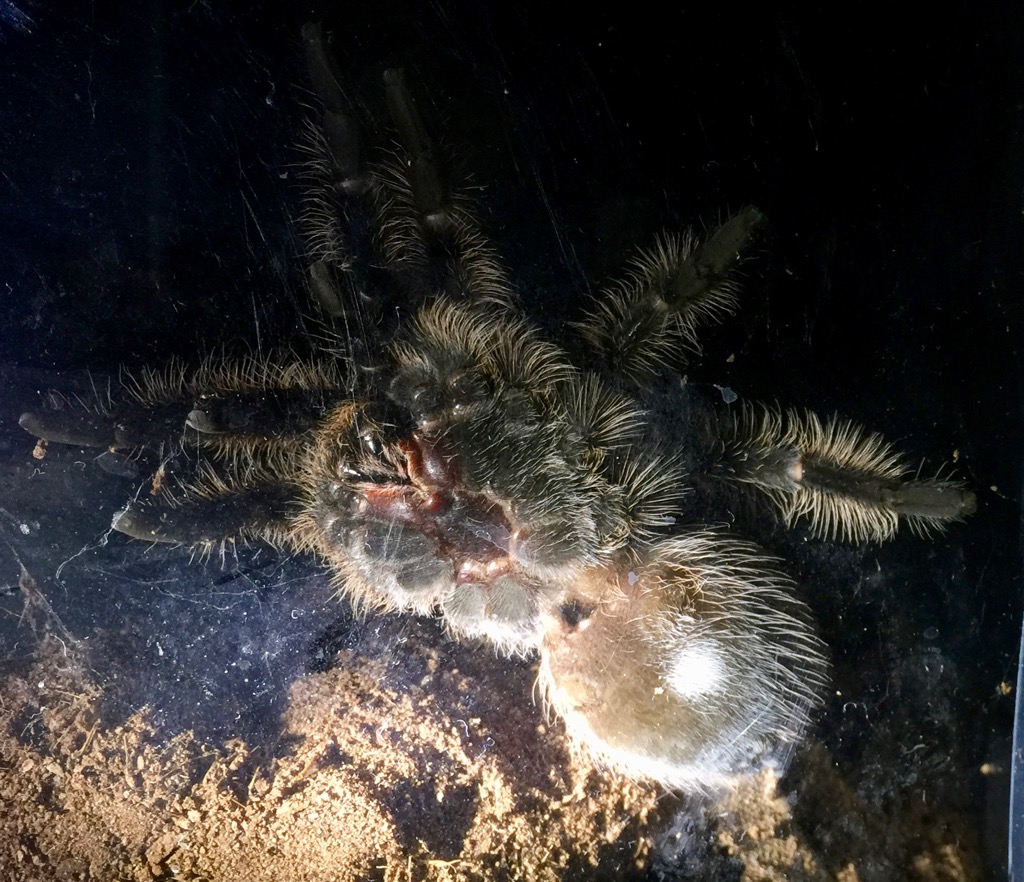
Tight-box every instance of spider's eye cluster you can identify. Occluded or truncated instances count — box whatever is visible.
[447,369,490,413]
[387,333,498,432]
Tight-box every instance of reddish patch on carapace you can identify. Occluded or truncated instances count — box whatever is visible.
[359,431,522,584]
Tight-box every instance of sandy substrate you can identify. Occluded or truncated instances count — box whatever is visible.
[0,566,985,882]
[1,568,660,882]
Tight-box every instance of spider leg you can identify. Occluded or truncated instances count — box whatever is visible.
[18,389,200,451]
[111,457,302,549]
[300,24,513,331]
[19,402,121,449]
[20,356,348,448]
[20,355,353,550]
[373,68,513,307]
[539,533,827,791]
[575,207,765,384]
[300,22,385,333]
[718,403,977,541]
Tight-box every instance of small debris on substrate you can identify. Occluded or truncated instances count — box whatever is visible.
[0,582,661,882]
[715,744,983,882]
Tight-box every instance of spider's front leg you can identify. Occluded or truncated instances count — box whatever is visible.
[19,356,353,551]
[575,206,766,383]
[717,404,976,541]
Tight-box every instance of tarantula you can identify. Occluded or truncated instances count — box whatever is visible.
[18,25,975,792]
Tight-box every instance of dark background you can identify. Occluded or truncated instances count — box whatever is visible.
[0,1,1021,878]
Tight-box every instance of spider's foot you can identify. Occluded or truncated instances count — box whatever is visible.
[19,407,116,449]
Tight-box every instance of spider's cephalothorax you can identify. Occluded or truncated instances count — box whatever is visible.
[18,25,976,792]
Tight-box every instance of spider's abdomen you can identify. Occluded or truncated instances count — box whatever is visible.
[540,534,827,790]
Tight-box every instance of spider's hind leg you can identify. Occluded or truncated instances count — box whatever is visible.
[719,404,977,542]
[575,206,765,385]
